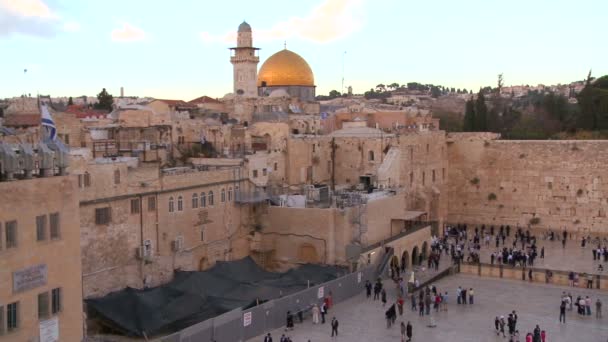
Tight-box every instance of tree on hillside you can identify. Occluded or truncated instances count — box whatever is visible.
[95,88,114,113]
[68,97,73,105]
[376,84,386,92]
[463,98,476,131]
[497,73,504,95]
[388,82,400,90]
[328,90,341,99]
[474,90,488,131]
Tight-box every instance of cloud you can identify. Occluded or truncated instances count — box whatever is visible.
[0,0,58,37]
[63,21,80,32]
[111,23,146,42]
[201,0,365,44]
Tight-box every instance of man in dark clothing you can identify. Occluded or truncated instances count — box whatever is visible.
[406,321,413,342]
[331,317,339,337]
[321,302,327,324]
[560,301,566,323]
[533,325,541,342]
[540,246,544,259]
[365,280,372,298]
[264,333,273,342]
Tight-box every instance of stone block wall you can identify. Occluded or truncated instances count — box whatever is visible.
[448,137,608,235]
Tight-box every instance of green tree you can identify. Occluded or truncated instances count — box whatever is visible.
[95,88,114,113]
[376,84,386,92]
[67,97,73,105]
[474,90,488,131]
[388,82,400,90]
[328,90,341,99]
[463,98,476,131]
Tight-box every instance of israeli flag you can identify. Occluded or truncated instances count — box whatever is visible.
[40,104,57,141]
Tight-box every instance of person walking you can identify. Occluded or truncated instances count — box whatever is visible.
[264,333,273,342]
[331,317,339,337]
[365,280,372,299]
[321,302,327,324]
[406,321,413,342]
[499,316,506,338]
[533,325,541,342]
[469,288,474,305]
[559,300,566,323]
[494,317,500,336]
[586,296,592,316]
[312,304,320,324]
[398,296,404,316]
[400,321,406,342]
[596,298,602,319]
[381,288,387,307]
[411,293,417,312]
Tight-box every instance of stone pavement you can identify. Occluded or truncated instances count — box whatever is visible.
[248,274,608,342]
[476,233,605,274]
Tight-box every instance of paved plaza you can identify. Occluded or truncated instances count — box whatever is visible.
[249,274,608,342]
[474,232,605,274]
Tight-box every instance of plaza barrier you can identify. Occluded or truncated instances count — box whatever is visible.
[459,262,608,290]
[157,263,379,342]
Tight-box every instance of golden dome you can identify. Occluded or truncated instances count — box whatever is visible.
[257,49,314,87]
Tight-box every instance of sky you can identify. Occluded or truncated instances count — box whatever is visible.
[1,0,606,101]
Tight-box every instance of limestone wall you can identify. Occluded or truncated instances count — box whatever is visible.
[448,138,608,234]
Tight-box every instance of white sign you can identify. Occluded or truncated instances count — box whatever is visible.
[357,272,362,283]
[317,286,324,299]
[243,312,252,327]
[39,317,59,342]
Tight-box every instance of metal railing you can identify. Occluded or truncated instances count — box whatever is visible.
[362,221,436,253]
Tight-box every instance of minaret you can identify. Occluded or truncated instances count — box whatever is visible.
[230,21,259,97]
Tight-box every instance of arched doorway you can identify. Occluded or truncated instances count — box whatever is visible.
[422,241,428,260]
[298,243,319,263]
[199,257,208,271]
[391,255,399,269]
[401,251,409,270]
[411,246,419,266]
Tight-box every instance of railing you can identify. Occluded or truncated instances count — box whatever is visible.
[362,221,436,253]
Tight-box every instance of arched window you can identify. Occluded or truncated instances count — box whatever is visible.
[192,193,198,209]
[228,187,233,202]
[169,197,175,213]
[221,188,226,203]
[177,196,183,211]
[208,191,214,206]
[200,192,206,208]
[368,150,375,161]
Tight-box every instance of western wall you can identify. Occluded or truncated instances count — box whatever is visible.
[447,133,608,235]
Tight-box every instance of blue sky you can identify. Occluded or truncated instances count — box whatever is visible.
[1,0,606,100]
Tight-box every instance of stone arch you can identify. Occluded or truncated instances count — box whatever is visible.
[412,246,419,266]
[401,250,409,269]
[391,255,399,269]
[422,241,428,260]
[199,257,208,271]
[298,243,319,263]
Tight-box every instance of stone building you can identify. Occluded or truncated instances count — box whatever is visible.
[0,145,83,342]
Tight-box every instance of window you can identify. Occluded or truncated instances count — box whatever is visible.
[432,169,436,183]
[51,288,62,314]
[208,191,214,206]
[228,187,233,202]
[38,292,49,319]
[200,227,205,242]
[426,144,429,154]
[84,172,91,187]
[95,207,111,225]
[274,162,278,171]
[409,172,414,185]
[262,168,267,176]
[442,168,446,180]
[312,144,316,153]
[422,171,426,185]
[177,196,183,211]
[7,302,18,331]
[168,197,175,213]
[5,220,17,248]
[368,150,375,161]
[36,215,47,241]
[200,192,206,208]
[148,197,156,211]
[78,174,83,188]
[114,169,120,184]
[130,199,140,214]
[253,170,258,178]
[50,213,60,239]
[192,193,198,209]
[221,188,226,202]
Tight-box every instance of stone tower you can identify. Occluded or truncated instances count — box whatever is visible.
[230,21,259,97]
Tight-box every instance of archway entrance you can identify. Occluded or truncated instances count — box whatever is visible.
[422,241,428,260]
[199,257,208,271]
[411,246,419,266]
[298,243,319,263]
[391,255,399,270]
[401,251,409,270]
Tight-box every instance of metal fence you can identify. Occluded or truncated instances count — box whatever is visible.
[157,266,378,342]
